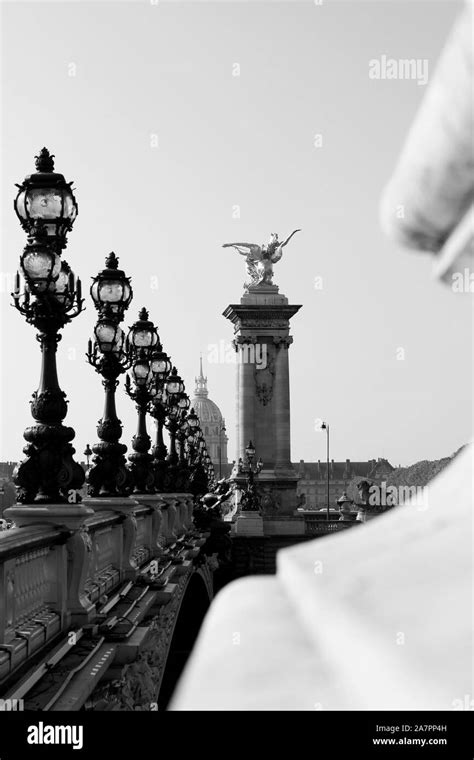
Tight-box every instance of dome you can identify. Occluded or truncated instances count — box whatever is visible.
[191,356,228,467]
[191,396,223,424]
[190,355,224,424]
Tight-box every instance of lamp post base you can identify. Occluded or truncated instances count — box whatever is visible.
[234,512,264,536]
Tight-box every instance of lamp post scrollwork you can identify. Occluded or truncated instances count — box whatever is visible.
[86,253,134,497]
[11,149,85,504]
[125,308,158,494]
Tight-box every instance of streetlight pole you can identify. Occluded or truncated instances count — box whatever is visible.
[149,342,172,491]
[125,308,159,494]
[86,253,133,497]
[321,422,330,521]
[218,424,226,479]
[11,148,85,504]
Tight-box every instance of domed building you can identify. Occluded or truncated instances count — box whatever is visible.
[191,357,228,472]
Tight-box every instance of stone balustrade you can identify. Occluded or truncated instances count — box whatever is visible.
[302,514,357,535]
[0,525,67,682]
[0,493,197,687]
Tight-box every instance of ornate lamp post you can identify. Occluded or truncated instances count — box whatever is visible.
[125,308,158,493]
[218,423,226,479]
[188,424,208,496]
[176,393,190,476]
[83,444,92,470]
[164,367,184,464]
[160,367,185,491]
[11,149,85,504]
[86,253,133,496]
[149,342,173,490]
[238,440,263,512]
[204,452,215,491]
[185,409,200,481]
[321,421,330,521]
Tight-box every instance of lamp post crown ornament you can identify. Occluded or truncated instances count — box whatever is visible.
[105,251,119,269]
[35,147,55,173]
[222,229,301,289]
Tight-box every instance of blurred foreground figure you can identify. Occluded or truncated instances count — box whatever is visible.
[171,2,473,710]
[380,0,473,284]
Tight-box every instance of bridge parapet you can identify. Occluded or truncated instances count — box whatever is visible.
[303,517,357,536]
[0,493,209,701]
[0,524,68,683]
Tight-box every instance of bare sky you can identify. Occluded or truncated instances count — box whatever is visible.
[1,0,471,468]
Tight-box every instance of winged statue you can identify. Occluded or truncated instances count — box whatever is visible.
[222,230,301,288]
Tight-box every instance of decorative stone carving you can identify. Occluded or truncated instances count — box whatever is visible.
[120,513,138,579]
[222,230,301,289]
[254,353,275,406]
[66,527,95,621]
[160,496,178,545]
[259,487,280,515]
[87,566,213,710]
[150,502,165,557]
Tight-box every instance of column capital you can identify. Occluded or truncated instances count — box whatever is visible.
[273,336,293,348]
[233,335,259,346]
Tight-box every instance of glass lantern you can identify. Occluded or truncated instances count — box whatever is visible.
[245,441,256,462]
[95,320,125,355]
[165,367,184,397]
[128,308,158,352]
[178,392,190,411]
[150,344,172,381]
[90,252,132,316]
[21,247,61,293]
[132,359,152,387]
[187,408,199,429]
[14,148,78,243]
[52,260,76,303]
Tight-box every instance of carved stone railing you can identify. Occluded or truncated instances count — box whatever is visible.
[132,504,155,567]
[84,511,123,604]
[303,516,357,535]
[0,493,197,686]
[0,525,67,682]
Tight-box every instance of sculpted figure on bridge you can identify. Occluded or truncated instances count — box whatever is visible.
[223,229,301,288]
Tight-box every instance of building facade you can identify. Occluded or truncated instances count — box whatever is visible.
[294,458,394,510]
[191,358,228,472]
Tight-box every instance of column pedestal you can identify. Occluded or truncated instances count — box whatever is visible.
[224,284,302,520]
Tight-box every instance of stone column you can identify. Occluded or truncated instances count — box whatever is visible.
[235,342,240,463]
[273,337,293,473]
[223,285,302,519]
[237,339,256,462]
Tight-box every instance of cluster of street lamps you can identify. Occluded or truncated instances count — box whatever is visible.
[11,149,217,504]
